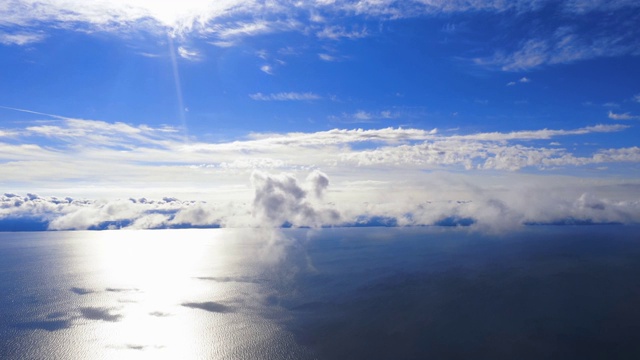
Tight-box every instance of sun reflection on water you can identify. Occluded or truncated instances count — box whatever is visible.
[54,229,296,359]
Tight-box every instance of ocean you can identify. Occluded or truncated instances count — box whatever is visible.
[1,226,640,359]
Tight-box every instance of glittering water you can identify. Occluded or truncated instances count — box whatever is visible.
[1,226,640,359]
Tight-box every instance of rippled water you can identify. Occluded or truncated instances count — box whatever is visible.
[1,226,640,359]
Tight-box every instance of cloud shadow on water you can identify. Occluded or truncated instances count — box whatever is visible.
[79,307,122,322]
[181,301,234,313]
[106,287,139,293]
[149,311,172,317]
[15,319,73,332]
[70,287,94,295]
[194,276,261,284]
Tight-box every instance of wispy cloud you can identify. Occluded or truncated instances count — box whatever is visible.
[329,110,400,123]
[353,111,372,121]
[177,46,200,61]
[562,0,640,14]
[260,65,273,75]
[316,25,368,40]
[608,111,640,120]
[507,76,531,86]
[249,92,322,101]
[2,0,638,74]
[634,94,640,103]
[476,24,640,71]
[0,32,46,45]
[318,53,338,62]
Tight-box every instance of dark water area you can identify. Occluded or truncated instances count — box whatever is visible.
[1,226,640,359]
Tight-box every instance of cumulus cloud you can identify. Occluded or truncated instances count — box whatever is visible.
[250,171,339,228]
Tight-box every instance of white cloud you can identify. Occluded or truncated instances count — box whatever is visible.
[2,173,639,232]
[318,53,337,61]
[353,111,372,121]
[0,32,46,45]
[316,25,368,40]
[249,92,322,101]
[563,0,640,13]
[260,65,273,75]
[608,111,640,120]
[209,40,235,48]
[449,124,627,141]
[0,109,638,233]
[507,77,531,86]
[476,26,639,71]
[1,0,637,75]
[633,94,640,103]
[213,20,274,39]
[250,171,339,227]
[177,46,200,61]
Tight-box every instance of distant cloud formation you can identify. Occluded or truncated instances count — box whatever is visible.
[0,106,638,232]
[1,170,639,232]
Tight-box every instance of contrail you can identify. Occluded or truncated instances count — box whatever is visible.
[0,105,70,120]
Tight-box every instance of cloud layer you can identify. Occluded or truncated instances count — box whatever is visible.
[0,110,638,231]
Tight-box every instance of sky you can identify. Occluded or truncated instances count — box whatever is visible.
[0,0,639,231]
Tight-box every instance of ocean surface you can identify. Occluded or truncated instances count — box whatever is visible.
[1,226,640,359]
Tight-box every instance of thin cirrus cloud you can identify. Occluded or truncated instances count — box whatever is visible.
[249,92,322,101]
[0,32,46,45]
[476,22,640,71]
[1,1,638,72]
[316,25,368,40]
[608,111,640,121]
[177,46,201,61]
[0,111,635,185]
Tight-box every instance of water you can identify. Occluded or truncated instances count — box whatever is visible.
[1,226,640,359]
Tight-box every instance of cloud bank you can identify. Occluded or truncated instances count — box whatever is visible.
[1,173,639,232]
[0,112,639,232]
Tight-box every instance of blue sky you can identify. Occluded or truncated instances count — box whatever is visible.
[0,0,639,230]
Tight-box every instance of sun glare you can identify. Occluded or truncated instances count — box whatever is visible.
[69,229,252,357]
